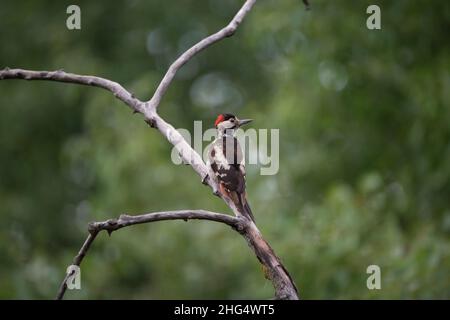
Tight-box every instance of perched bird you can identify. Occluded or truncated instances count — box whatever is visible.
[207,113,255,222]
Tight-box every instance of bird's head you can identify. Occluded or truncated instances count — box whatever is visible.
[214,113,252,134]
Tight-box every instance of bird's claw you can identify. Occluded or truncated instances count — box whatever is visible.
[203,174,220,196]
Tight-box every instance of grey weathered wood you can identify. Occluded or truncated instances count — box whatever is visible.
[0,0,299,300]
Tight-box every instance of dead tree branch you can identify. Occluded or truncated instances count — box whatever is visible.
[147,0,257,110]
[0,0,299,300]
[55,231,99,300]
[55,210,243,300]
[0,68,144,113]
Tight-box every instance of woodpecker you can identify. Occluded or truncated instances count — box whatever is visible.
[207,113,255,222]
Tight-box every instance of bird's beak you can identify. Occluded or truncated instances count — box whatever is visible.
[238,118,253,126]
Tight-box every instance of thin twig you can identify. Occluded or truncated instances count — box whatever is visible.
[55,231,99,300]
[147,0,257,110]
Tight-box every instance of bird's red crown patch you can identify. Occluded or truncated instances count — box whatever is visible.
[214,114,225,127]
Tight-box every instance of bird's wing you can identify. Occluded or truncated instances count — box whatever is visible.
[214,136,246,193]
[207,142,220,181]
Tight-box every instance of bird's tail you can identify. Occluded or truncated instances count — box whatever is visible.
[219,184,255,222]
[237,192,255,223]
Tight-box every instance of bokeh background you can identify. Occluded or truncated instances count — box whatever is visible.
[0,0,449,299]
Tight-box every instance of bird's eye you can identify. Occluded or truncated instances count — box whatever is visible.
[230,118,234,122]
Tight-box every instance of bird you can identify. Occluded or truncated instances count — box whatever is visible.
[206,113,255,222]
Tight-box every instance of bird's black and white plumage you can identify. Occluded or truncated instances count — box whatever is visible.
[207,113,255,222]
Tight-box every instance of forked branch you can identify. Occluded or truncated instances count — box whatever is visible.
[0,0,299,300]
[56,210,244,300]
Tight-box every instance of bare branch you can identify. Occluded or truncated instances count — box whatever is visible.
[1,0,300,300]
[0,66,212,188]
[55,231,99,300]
[0,66,211,188]
[0,0,258,194]
[56,210,298,300]
[55,210,243,300]
[147,0,257,110]
[90,210,242,233]
[0,68,144,113]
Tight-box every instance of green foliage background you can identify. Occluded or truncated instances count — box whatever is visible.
[0,0,449,299]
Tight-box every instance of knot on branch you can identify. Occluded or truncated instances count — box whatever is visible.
[224,27,236,37]
[232,217,249,234]
[87,222,101,235]
[104,219,120,235]
[145,117,157,128]
[88,218,121,236]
